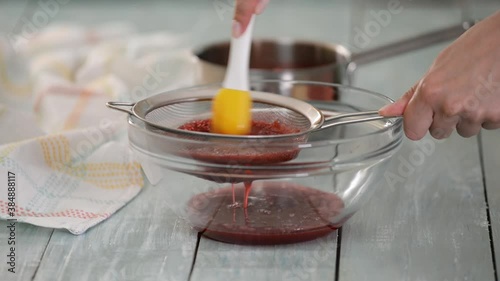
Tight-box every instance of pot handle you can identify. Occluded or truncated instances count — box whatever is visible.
[319,110,400,130]
[106,101,135,115]
[349,20,476,69]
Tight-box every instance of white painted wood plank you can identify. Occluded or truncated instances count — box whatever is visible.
[32,180,198,281]
[1,224,52,281]
[338,134,495,281]
[481,129,500,277]
[191,232,338,281]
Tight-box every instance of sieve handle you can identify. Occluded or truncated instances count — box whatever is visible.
[320,110,400,130]
[106,101,135,114]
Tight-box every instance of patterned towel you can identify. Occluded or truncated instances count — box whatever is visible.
[0,23,196,234]
[0,119,143,234]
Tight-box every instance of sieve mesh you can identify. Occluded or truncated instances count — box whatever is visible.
[143,99,313,133]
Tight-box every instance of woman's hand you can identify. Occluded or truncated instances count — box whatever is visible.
[379,11,500,140]
[233,0,270,37]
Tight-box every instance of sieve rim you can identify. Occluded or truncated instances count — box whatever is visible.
[129,88,325,140]
[107,80,402,140]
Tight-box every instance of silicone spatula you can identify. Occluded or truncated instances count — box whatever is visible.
[211,16,255,135]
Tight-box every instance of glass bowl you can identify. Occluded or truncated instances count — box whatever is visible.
[126,80,403,245]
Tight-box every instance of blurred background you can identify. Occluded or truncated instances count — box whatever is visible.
[0,0,499,114]
[1,0,497,43]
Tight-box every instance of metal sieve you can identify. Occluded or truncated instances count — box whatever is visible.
[106,88,394,140]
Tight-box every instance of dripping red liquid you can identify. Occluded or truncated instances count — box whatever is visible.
[180,119,344,245]
[186,183,345,245]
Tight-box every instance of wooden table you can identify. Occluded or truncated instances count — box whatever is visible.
[4,130,498,281]
[1,1,500,280]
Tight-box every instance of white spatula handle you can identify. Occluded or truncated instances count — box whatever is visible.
[222,16,255,91]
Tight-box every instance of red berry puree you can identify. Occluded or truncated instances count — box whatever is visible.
[186,182,345,245]
[177,119,302,165]
[178,118,299,135]
[180,119,344,245]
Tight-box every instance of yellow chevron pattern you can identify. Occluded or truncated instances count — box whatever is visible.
[39,135,143,189]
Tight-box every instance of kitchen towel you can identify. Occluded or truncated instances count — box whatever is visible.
[0,22,197,234]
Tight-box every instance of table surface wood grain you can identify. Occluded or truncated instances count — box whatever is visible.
[2,1,500,280]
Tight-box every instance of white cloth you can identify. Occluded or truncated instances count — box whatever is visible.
[0,23,198,234]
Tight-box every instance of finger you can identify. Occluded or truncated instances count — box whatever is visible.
[456,119,482,137]
[482,122,500,130]
[482,113,500,129]
[379,82,419,117]
[428,113,459,139]
[233,0,260,37]
[429,127,453,139]
[402,83,434,140]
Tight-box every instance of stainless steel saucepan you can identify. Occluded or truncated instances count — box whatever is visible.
[192,21,475,101]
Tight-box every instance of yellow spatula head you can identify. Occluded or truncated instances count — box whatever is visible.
[211,88,252,135]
